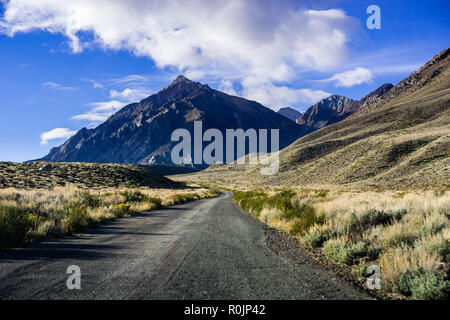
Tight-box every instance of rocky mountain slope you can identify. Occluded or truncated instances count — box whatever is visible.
[277,107,302,122]
[296,95,355,129]
[296,83,393,130]
[40,76,305,168]
[179,48,450,190]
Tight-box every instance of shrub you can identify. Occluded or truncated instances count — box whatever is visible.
[379,245,443,291]
[323,239,368,265]
[168,193,199,205]
[145,197,162,209]
[385,231,417,247]
[132,197,163,212]
[352,264,369,278]
[346,209,405,242]
[420,218,447,237]
[302,229,330,248]
[314,190,329,199]
[233,191,268,217]
[285,202,316,220]
[395,269,449,300]
[112,203,133,217]
[61,202,88,233]
[0,205,34,248]
[76,191,102,208]
[120,190,148,203]
[367,246,382,260]
[234,190,324,231]
[423,237,450,263]
[37,220,63,238]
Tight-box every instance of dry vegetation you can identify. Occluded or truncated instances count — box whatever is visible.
[174,49,450,191]
[171,50,450,300]
[0,161,178,189]
[0,184,219,249]
[232,188,449,300]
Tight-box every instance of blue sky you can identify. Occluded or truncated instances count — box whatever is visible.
[0,0,448,162]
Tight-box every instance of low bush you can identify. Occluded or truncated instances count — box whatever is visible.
[0,205,34,248]
[61,202,88,233]
[302,229,330,248]
[422,236,450,263]
[146,197,162,209]
[36,220,63,238]
[168,193,199,205]
[233,191,268,217]
[352,264,369,278]
[112,203,133,217]
[395,269,449,300]
[76,191,102,208]
[323,239,370,265]
[120,190,147,203]
[420,217,447,238]
[346,209,406,242]
[234,190,324,233]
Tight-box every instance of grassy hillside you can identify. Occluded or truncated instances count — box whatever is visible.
[172,49,450,300]
[178,48,450,191]
[0,161,180,189]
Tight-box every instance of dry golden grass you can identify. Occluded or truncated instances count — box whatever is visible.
[231,187,449,299]
[0,185,218,248]
[174,51,450,191]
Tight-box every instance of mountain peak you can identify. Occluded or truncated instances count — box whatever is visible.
[169,75,197,86]
[277,107,302,122]
[155,75,206,100]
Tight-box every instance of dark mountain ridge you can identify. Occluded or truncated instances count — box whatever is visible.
[277,107,302,122]
[41,76,305,167]
[296,83,393,129]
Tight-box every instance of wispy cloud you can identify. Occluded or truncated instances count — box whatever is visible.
[371,64,421,75]
[106,74,150,87]
[18,63,31,68]
[109,87,153,102]
[71,100,128,126]
[42,81,77,91]
[40,128,77,145]
[324,67,374,88]
[82,79,104,89]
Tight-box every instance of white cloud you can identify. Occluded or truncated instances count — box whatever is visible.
[218,79,238,96]
[107,74,150,87]
[42,81,77,90]
[1,0,359,107]
[82,79,104,89]
[109,87,153,102]
[40,128,77,145]
[242,77,330,109]
[89,101,128,112]
[325,67,374,88]
[71,100,128,124]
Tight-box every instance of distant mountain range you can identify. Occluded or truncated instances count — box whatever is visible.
[41,55,431,173]
[40,75,305,168]
[296,83,393,129]
[183,48,450,190]
[277,107,302,122]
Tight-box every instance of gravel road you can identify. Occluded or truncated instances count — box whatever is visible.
[0,192,369,300]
